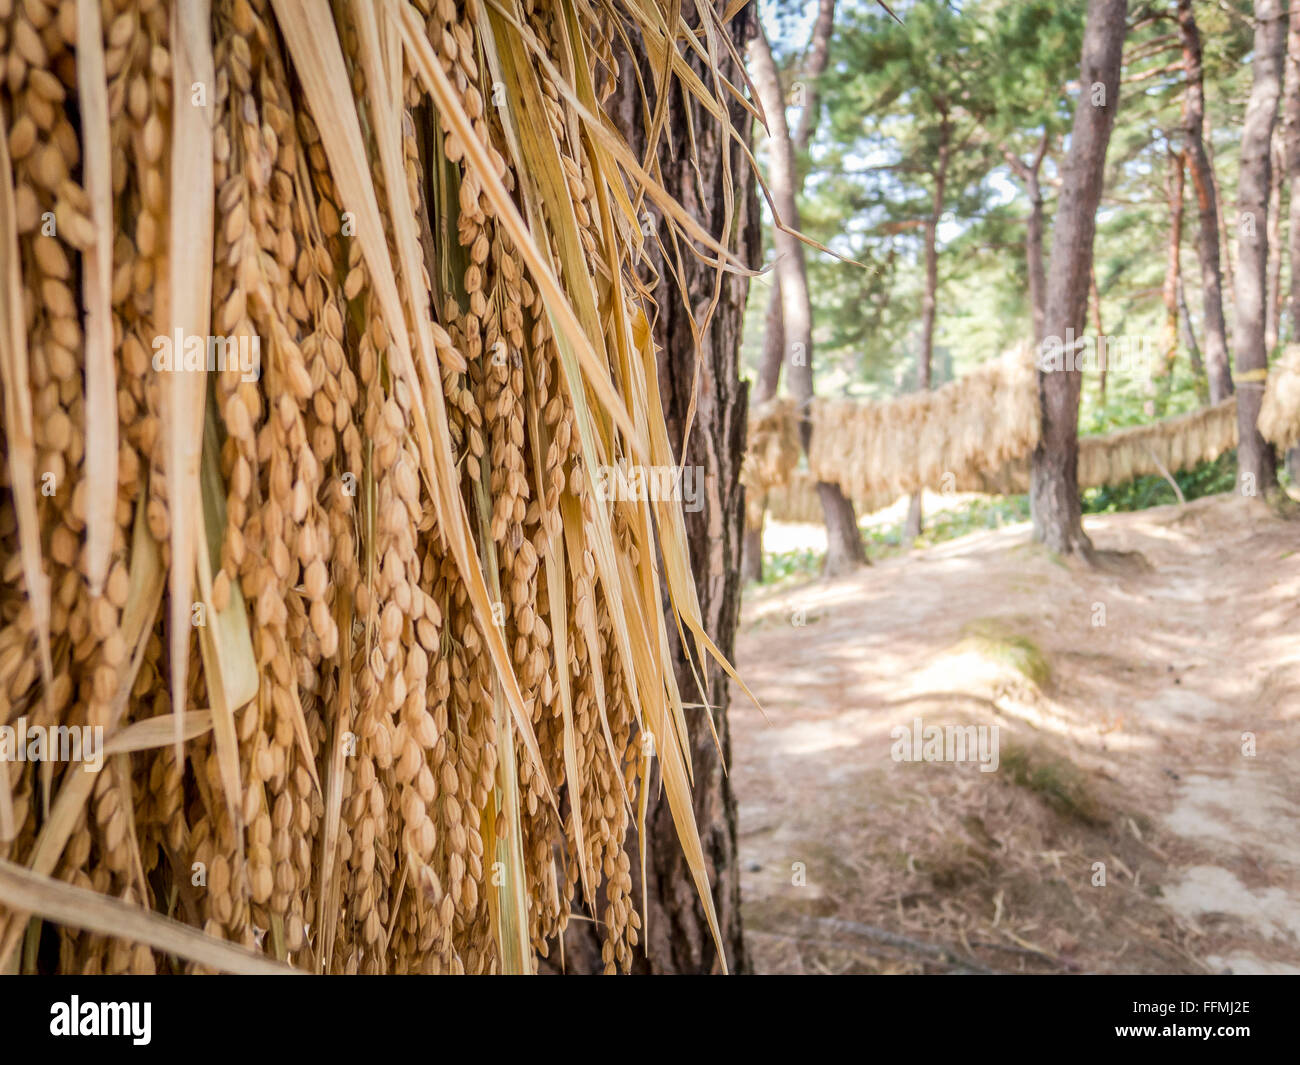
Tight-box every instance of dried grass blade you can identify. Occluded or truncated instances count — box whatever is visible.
[76,0,116,596]
[103,712,215,756]
[316,588,353,972]
[166,0,216,763]
[0,859,300,974]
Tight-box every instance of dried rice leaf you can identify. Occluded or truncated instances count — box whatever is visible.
[76,0,117,597]
[0,859,299,975]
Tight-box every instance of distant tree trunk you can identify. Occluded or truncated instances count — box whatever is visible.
[1207,109,1236,301]
[1266,135,1284,352]
[793,0,837,157]
[1178,276,1210,403]
[742,0,838,582]
[740,282,783,584]
[1026,142,1049,344]
[750,21,865,576]
[1091,265,1106,401]
[557,0,757,976]
[1284,2,1300,476]
[1177,0,1234,401]
[905,113,950,544]
[1284,6,1300,339]
[1003,130,1051,344]
[1158,146,1185,416]
[1031,0,1127,556]
[1234,0,1284,496]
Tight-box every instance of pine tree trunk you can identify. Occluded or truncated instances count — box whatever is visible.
[1283,7,1300,338]
[1266,136,1284,352]
[1003,131,1050,344]
[740,283,785,584]
[546,0,757,975]
[1179,276,1210,402]
[906,116,949,545]
[1031,0,1128,557]
[1178,0,1235,402]
[1026,168,1048,343]
[1234,0,1285,496]
[749,22,865,577]
[1091,265,1106,401]
[741,0,840,582]
[1158,147,1185,416]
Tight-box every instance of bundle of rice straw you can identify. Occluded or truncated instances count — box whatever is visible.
[799,345,1038,501]
[741,396,800,528]
[1259,344,1300,450]
[1075,398,1237,488]
[754,364,1241,516]
[0,0,751,975]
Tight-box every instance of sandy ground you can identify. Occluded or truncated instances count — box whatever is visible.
[731,493,1300,974]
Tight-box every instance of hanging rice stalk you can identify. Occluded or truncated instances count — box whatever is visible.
[0,0,749,975]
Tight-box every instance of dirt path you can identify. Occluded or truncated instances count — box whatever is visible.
[731,494,1300,974]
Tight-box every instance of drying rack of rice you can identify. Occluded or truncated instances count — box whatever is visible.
[740,396,800,527]
[1076,397,1237,488]
[746,346,1038,523]
[0,0,751,975]
[757,378,1243,525]
[806,346,1040,503]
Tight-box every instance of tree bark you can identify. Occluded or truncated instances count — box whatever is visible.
[743,0,839,582]
[750,21,865,577]
[1091,264,1106,401]
[1284,6,1300,339]
[1158,146,1185,416]
[905,114,950,543]
[1266,135,1284,352]
[1003,130,1051,344]
[1233,0,1284,495]
[740,282,783,584]
[551,0,758,975]
[1178,276,1210,403]
[1284,0,1300,519]
[1177,0,1234,401]
[793,0,837,158]
[1031,0,1128,557]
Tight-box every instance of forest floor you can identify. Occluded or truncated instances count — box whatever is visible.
[732,491,1300,974]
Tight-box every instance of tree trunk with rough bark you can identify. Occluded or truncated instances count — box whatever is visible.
[750,20,865,577]
[548,0,757,975]
[1179,276,1210,402]
[1004,131,1051,344]
[905,115,950,544]
[1266,136,1284,352]
[1234,0,1284,496]
[743,0,841,581]
[1283,6,1300,339]
[740,281,784,584]
[1091,265,1106,401]
[1031,0,1127,557]
[1177,0,1235,401]
[1158,146,1185,416]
